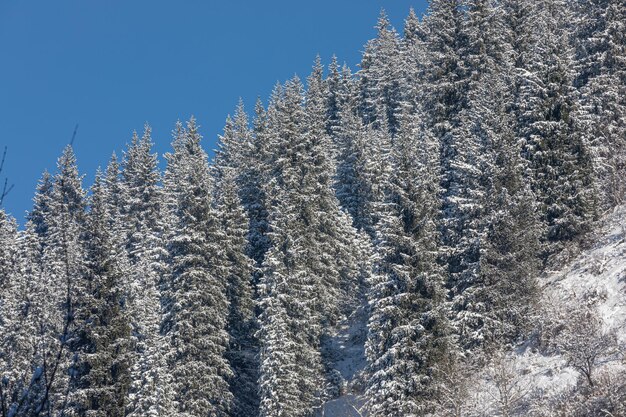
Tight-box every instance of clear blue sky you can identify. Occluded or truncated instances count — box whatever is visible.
[0,0,428,222]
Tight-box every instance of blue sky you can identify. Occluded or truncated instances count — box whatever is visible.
[0,0,428,222]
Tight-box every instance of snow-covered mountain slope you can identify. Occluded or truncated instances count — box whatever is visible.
[543,204,626,342]
[457,204,626,415]
[318,304,368,417]
[320,205,626,416]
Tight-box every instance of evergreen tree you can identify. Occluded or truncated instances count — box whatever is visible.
[358,11,406,135]
[3,224,50,417]
[245,98,272,270]
[5,172,56,416]
[259,67,365,416]
[258,77,326,417]
[43,145,87,415]
[366,108,452,416]
[0,211,26,416]
[573,0,626,207]
[214,109,259,417]
[420,0,469,144]
[162,118,233,416]
[65,173,132,417]
[118,126,173,416]
[452,74,541,349]
[517,0,597,255]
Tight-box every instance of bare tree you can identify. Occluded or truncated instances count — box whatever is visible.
[557,307,617,387]
[0,147,14,206]
[487,354,532,417]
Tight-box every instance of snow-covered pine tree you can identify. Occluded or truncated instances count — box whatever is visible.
[2,223,51,417]
[420,0,469,143]
[0,210,26,415]
[3,172,57,416]
[517,0,597,256]
[65,172,132,417]
[474,4,543,343]
[304,59,368,316]
[213,106,259,417]
[455,67,541,350]
[162,118,232,416]
[41,145,87,415]
[572,0,626,208]
[420,4,476,333]
[365,107,452,416]
[118,126,173,416]
[214,99,271,274]
[258,64,365,415]
[258,76,326,417]
[421,0,489,352]
[214,172,258,417]
[358,10,406,136]
[440,0,520,350]
[0,210,18,312]
[428,0,544,351]
[244,98,272,271]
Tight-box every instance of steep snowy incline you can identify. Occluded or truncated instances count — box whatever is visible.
[320,205,626,416]
[461,204,626,416]
[542,204,626,342]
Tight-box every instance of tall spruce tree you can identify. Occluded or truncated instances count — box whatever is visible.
[259,65,365,416]
[214,107,259,417]
[162,118,233,416]
[358,11,406,135]
[366,108,452,416]
[3,224,50,416]
[65,173,132,417]
[118,127,173,416]
[43,145,87,415]
[517,0,597,256]
[573,0,626,207]
[0,211,27,416]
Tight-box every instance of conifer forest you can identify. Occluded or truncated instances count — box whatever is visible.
[2,1,626,416]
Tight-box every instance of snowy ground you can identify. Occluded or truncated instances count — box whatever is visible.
[318,305,368,416]
[543,204,626,342]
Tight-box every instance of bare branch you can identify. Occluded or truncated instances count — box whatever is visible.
[0,147,14,207]
[69,124,79,146]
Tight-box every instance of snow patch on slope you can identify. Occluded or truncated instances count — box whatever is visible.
[319,305,369,416]
[543,204,626,342]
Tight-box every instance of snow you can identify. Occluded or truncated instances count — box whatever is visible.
[319,305,369,416]
[324,306,368,381]
[543,204,626,342]
[318,395,365,417]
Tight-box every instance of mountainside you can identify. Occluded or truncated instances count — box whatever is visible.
[1,1,625,416]
[320,205,626,416]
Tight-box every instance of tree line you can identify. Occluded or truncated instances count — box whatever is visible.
[0,0,625,416]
